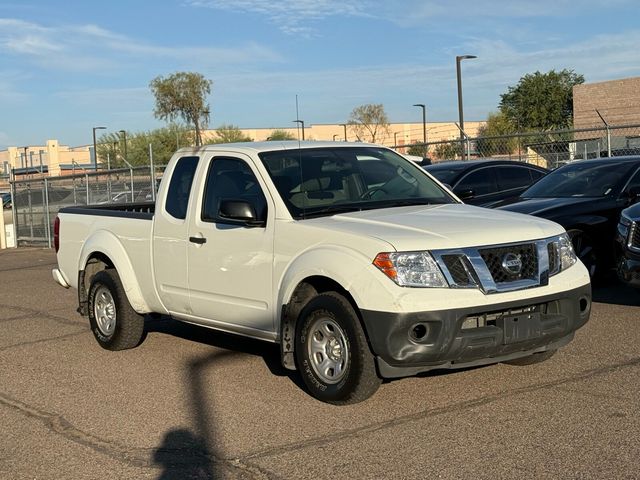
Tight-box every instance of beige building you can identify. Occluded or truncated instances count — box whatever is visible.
[203,121,485,153]
[0,141,93,182]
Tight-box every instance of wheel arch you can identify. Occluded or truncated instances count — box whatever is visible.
[279,275,365,371]
[77,230,151,315]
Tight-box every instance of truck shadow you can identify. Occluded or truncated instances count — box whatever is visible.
[144,315,303,384]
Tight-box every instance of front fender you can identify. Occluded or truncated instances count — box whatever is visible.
[79,229,151,313]
[277,244,387,313]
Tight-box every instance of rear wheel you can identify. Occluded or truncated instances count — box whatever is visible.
[295,292,381,405]
[568,229,598,278]
[87,269,145,351]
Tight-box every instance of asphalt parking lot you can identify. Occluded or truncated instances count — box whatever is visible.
[1,248,639,479]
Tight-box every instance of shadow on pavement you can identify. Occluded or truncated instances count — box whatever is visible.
[144,316,298,380]
[153,429,213,480]
[592,275,640,307]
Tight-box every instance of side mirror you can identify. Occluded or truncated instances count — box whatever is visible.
[455,189,475,201]
[219,199,265,227]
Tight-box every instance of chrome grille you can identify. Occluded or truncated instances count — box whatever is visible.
[441,254,475,286]
[547,242,560,275]
[631,222,640,250]
[432,237,562,294]
[478,244,538,283]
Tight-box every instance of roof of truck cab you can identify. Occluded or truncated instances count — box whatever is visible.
[176,141,381,155]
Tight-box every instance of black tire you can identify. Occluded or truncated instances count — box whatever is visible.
[87,269,145,351]
[567,229,598,279]
[503,349,556,366]
[295,292,381,405]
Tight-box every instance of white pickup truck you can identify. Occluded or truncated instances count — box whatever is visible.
[53,141,591,404]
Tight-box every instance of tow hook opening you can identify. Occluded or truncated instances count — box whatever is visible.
[409,323,428,342]
[579,296,590,315]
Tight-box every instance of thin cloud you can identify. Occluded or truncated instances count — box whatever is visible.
[0,18,283,72]
[187,0,373,36]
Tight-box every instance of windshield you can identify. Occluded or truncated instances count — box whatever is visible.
[259,147,456,219]
[424,165,466,184]
[522,161,637,198]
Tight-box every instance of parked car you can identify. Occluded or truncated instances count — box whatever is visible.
[495,156,640,278]
[615,204,640,287]
[424,160,548,207]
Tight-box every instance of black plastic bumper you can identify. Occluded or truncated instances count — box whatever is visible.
[361,284,591,379]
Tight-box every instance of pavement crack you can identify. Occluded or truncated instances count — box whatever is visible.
[0,303,81,327]
[0,392,272,478]
[243,355,640,462]
[0,331,87,352]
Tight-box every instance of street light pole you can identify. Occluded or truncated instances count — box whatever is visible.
[92,126,107,169]
[456,55,477,149]
[413,103,427,158]
[293,120,305,140]
[119,130,127,161]
[340,123,347,141]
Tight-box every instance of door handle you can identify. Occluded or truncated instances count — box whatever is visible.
[189,236,207,244]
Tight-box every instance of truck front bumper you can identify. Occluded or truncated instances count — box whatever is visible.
[360,283,591,378]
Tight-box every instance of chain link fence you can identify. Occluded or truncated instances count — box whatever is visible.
[399,123,640,169]
[9,166,164,247]
[6,123,640,248]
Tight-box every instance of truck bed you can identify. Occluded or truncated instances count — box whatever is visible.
[59,202,155,219]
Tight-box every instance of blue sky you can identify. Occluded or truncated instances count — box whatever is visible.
[1,0,640,149]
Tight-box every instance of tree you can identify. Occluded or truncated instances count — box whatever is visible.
[149,72,212,146]
[212,124,252,144]
[499,69,584,131]
[407,145,429,158]
[475,111,520,156]
[348,104,390,143]
[433,142,461,160]
[96,125,193,168]
[267,129,296,141]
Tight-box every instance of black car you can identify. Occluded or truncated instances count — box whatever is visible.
[496,156,640,278]
[424,159,548,207]
[615,204,640,287]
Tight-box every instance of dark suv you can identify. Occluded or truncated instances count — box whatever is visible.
[616,203,640,287]
[424,160,548,207]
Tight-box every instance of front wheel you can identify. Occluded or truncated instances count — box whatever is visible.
[295,292,381,405]
[87,269,145,351]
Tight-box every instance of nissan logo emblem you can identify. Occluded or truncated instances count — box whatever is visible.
[501,253,523,275]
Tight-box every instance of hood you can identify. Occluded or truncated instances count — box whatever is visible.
[496,196,599,217]
[304,204,564,251]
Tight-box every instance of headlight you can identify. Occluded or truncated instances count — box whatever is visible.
[558,233,578,272]
[373,251,448,287]
[618,214,632,240]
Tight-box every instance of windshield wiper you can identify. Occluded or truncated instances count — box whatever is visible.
[301,205,367,219]
[300,199,443,219]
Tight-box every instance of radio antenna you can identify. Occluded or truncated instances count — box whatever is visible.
[295,94,303,144]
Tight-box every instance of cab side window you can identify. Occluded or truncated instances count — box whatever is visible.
[455,168,497,197]
[165,156,199,220]
[202,157,267,224]
[496,166,535,191]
